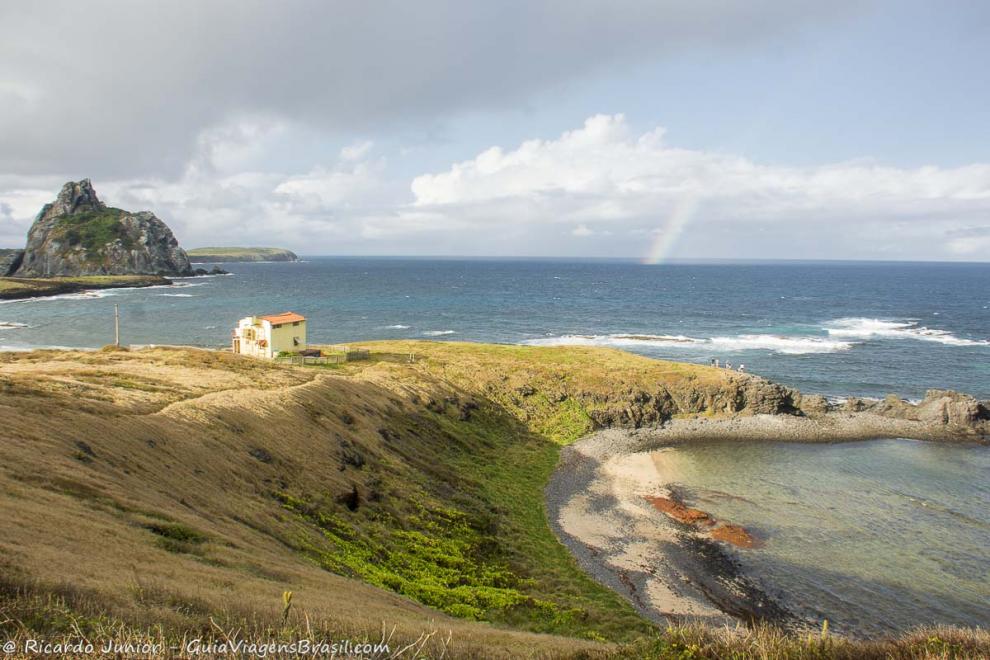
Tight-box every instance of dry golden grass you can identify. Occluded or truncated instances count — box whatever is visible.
[0,342,986,659]
[0,345,620,658]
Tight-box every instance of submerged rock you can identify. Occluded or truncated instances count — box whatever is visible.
[13,179,194,277]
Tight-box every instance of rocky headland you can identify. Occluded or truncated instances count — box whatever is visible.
[186,247,299,262]
[12,179,196,278]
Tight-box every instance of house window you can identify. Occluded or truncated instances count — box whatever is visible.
[293,321,300,326]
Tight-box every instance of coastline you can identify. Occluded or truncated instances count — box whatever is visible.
[0,275,171,301]
[545,413,990,633]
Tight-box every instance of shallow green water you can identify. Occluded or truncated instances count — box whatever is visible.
[656,439,990,636]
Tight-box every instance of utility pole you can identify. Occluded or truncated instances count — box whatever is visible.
[114,304,120,347]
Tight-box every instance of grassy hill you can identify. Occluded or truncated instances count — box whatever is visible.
[187,247,298,262]
[0,342,985,658]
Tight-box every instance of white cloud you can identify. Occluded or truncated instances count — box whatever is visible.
[340,141,374,162]
[408,114,990,258]
[2,114,989,260]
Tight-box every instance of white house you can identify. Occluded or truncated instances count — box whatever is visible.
[232,312,307,359]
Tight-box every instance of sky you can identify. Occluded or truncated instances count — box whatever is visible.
[1,0,988,261]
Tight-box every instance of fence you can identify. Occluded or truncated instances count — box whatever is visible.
[274,347,370,366]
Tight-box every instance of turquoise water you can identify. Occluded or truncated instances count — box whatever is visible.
[1,258,989,399]
[657,439,990,635]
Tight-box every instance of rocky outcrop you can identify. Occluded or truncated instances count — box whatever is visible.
[795,389,990,439]
[580,376,801,429]
[13,180,193,277]
[0,249,24,276]
[846,390,990,437]
[587,377,988,440]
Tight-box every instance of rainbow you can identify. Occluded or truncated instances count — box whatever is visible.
[641,194,701,265]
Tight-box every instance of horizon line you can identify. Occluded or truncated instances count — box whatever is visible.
[280,255,990,265]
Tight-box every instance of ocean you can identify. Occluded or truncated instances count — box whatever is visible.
[2,257,988,400]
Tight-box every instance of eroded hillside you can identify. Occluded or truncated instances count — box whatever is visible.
[2,342,984,659]
[1,343,752,656]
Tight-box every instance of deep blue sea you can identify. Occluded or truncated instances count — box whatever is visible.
[2,258,988,400]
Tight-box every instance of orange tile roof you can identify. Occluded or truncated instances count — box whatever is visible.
[259,312,306,325]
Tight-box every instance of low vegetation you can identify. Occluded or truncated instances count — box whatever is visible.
[0,274,168,299]
[0,342,985,658]
[186,246,298,261]
[53,207,135,251]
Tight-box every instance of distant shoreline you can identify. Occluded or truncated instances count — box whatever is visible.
[186,247,298,263]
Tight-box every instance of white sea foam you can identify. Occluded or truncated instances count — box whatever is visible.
[0,322,28,330]
[708,334,854,354]
[523,332,852,354]
[382,324,411,329]
[523,333,704,348]
[4,289,115,303]
[825,318,989,347]
[423,330,456,336]
[0,344,94,352]
[159,293,195,297]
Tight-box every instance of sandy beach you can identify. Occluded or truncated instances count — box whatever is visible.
[545,411,989,630]
[545,422,801,629]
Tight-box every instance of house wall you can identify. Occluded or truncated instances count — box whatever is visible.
[234,317,269,359]
[269,321,306,356]
[233,317,307,359]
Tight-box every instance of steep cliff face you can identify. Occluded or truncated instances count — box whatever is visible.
[13,180,193,277]
[0,249,24,276]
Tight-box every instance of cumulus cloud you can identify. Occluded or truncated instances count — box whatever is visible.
[2,114,988,260]
[408,114,990,259]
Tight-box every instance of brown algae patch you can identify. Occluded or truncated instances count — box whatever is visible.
[645,493,764,549]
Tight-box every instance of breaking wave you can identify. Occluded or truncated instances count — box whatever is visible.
[523,333,852,355]
[709,334,853,354]
[523,333,703,348]
[0,322,29,330]
[423,330,456,336]
[825,318,989,347]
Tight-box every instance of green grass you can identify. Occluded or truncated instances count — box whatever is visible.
[53,208,135,251]
[186,247,296,260]
[3,343,987,658]
[274,391,652,641]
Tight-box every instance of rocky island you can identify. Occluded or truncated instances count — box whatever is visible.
[0,180,224,299]
[187,247,299,262]
[14,179,193,277]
